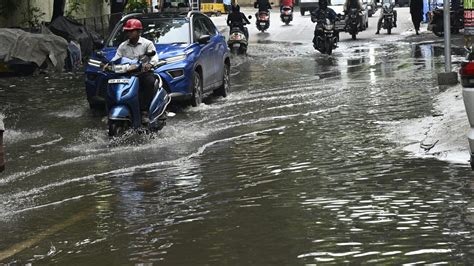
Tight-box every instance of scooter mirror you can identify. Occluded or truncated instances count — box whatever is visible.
[96,51,107,62]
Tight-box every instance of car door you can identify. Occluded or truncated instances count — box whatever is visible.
[202,16,225,87]
[192,16,214,91]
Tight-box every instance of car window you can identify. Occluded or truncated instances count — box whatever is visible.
[108,18,190,47]
[202,17,217,36]
[192,18,206,41]
[192,17,213,41]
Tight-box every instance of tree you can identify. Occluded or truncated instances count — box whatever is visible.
[109,0,128,34]
[111,0,128,14]
[51,0,65,22]
[0,0,19,19]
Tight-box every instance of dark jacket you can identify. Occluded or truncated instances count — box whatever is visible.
[254,0,272,11]
[311,7,337,22]
[409,0,423,23]
[227,5,251,27]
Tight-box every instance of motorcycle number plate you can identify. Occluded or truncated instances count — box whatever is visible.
[260,22,266,26]
[108,79,130,84]
[233,43,241,48]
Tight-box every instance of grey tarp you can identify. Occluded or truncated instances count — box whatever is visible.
[0,28,68,71]
[49,16,103,58]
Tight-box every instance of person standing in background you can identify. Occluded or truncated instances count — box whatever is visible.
[410,0,423,35]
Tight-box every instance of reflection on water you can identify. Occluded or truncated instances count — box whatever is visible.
[0,41,473,264]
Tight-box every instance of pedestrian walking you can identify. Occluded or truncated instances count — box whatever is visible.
[410,0,423,35]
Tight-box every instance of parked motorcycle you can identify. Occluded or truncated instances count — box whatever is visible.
[280,6,293,25]
[428,6,464,37]
[311,11,338,55]
[256,11,270,32]
[346,8,360,40]
[228,26,249,55]
[380,3,396,34]
[88,51,171,137]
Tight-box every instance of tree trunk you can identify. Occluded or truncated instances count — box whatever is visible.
[109,0,128,34]
[51,0,65,22]
[111,0,128,13]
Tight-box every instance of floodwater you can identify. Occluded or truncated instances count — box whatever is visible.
[1,40,474,264]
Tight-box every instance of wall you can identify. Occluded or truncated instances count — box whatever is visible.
[0,0,111,28]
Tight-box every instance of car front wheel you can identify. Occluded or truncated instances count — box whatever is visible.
[191,71,203,107]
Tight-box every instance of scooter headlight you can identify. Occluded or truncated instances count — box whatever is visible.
[324,24,334,30]
[324,19,334,30]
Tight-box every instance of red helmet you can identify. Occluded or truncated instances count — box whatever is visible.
[123,19,143,31]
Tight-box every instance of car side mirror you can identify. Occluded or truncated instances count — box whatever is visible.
[198,35,211,44]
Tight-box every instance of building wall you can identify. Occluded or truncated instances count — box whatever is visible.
[0,0,111,28]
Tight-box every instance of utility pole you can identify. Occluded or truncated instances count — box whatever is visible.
[437,0,458,85]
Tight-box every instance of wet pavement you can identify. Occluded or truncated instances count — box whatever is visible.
[1,10,474,265]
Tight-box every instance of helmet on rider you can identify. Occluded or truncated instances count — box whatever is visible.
[123,19,143,31]
[319,0,328,9]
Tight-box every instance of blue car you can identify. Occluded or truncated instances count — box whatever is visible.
[85,11,231,109]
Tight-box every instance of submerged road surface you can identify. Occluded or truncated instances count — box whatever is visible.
[1,8,474,264]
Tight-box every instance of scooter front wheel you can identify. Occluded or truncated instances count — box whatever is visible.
[108,120,128,137]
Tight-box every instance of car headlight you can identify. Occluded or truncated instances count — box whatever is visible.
[163,54,187,64]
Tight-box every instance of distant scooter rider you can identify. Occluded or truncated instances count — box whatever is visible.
[280,0,295,11]
[311,0,338,42]
[343,0,364,29]
[376,0,397,34]
[254,0,272,13]
[227,5,251,39]
[111,19,159,122]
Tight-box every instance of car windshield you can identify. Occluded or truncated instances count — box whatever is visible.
[108,18,190,47]
[330,0,345,6]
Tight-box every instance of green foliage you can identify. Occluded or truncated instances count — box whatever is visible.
[126,0,149,12]
[65,0,83,19]
[21,5,45,30]
[0,0,19,18]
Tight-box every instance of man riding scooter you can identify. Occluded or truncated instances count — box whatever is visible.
[254,0,272,13]
[311,0,339,48]
[376,0,397,34]
[110,19,159,123]
[343,0,364,30]
[227,4,251,40]
[280,0,295,11]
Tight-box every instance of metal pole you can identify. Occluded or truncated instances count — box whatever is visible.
[443,0,451,72]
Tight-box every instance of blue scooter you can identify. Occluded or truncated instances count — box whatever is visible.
[88,51,171,137]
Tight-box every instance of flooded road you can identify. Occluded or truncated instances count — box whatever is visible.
[1,40,474,264]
